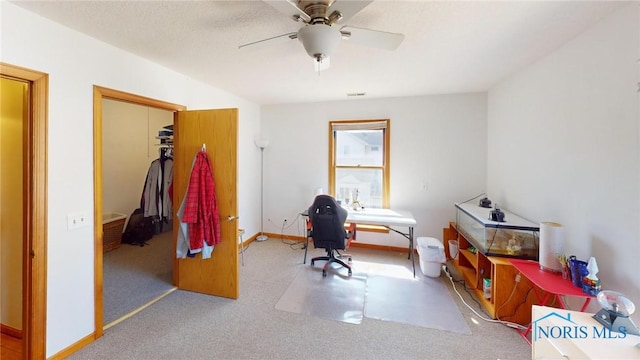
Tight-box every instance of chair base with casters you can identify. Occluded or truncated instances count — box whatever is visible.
[335,249,352,264]
[309,222,356,277]
[306,195,357,277]
[311,247,352,277]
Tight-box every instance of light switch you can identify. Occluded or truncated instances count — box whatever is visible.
[67,212,89,230]
[77,213,88,227]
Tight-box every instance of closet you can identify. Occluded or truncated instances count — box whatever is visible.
[101,99,175,324]
[102,99,174,229]
[140,125,174,234]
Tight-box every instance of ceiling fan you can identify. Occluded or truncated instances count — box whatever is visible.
[239,0,404,71]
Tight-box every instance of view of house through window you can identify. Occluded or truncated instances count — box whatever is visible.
[329,120,390,209]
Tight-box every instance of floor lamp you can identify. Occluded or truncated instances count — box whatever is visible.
[255,139,269,242]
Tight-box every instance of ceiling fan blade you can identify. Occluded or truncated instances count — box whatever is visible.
[263,0,310,23]
[340,26,404,51]
[327,0,372,24]
[238,32,298,50]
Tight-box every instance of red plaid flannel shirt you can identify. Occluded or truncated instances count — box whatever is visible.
[182,151,221,250]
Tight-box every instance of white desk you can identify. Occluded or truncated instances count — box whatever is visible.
[303,208,418,276]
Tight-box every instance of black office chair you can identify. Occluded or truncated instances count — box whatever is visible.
[307,195,356,277]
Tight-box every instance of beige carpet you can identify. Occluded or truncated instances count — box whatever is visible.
[69,238,531,360]
[103,231,174,324]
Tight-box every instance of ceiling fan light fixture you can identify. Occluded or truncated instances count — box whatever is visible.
[297,24,341,61]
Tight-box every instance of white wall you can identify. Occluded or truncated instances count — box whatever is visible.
[487,3,640,319]
[103,100,174,218]
[261,94,487,247]
[1,2,262,356]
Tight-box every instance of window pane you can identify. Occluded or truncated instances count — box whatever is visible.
[335,168,383,208]
[335,130,383,166]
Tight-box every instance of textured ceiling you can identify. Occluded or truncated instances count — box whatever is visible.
[12,1,626,105]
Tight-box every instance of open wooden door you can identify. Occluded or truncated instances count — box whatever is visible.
[173,108,239,299]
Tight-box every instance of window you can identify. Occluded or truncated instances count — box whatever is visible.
[329,119,390,209]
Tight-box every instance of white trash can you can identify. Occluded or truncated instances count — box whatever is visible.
[416,237,446,277]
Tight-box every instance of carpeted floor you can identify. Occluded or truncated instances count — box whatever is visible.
[103,231,174,325]
[73,237,531,359]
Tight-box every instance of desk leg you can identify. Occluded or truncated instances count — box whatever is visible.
[518,330,532,345]
[579,298,592,312]
[407,227,412,259]
[554,294,591,312]
[303,238,309,264]
[534,288,553,307]
[550,292,587,311]
[556,294,568,309]
[410,226,415,277]
[385,225,416,277]
[303,219,309,264]
[518,283,553,343]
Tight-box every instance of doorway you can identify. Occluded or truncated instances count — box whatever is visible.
[101,98,176,326]
[0,63,48,360]
[1,75,27,360]
[92,86,185,336]
[93,86,240,341]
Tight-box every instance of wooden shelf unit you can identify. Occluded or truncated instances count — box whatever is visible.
[444,222,537,325]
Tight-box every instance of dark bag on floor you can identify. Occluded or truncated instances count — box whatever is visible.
[121,208,154,246]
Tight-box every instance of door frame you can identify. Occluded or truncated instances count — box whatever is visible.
[92,86,185,337]
[0,62,48,360]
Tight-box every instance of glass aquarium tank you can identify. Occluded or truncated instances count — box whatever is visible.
[455,202,539,260]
